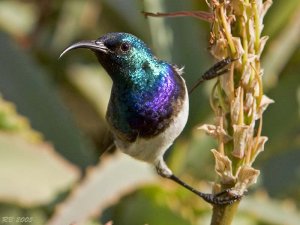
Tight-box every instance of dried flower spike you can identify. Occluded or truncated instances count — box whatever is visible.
[204,0,273,223]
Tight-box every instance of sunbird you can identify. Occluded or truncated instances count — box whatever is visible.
[60,32,240,205]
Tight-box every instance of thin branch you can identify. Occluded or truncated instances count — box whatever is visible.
[142,10,214,22]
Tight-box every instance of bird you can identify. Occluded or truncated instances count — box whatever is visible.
[60,32,240,205]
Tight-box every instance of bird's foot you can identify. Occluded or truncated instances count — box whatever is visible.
[168,174,241,205]
[156,161,242,205]
[156,159,173,178]
[201,189,242,205]
[189,57,238,94]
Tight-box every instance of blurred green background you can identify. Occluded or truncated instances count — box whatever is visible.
[0,0,299,225]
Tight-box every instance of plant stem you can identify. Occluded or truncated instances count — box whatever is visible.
[210,201,240,225]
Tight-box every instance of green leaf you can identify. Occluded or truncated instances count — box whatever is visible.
[260,51,300,199]
[0,32,97,168]
[262,3,300,89]
[264,0,300,38]
[0,133,80,206]
[110,187,191,225]
[0,1,36,37]
[0,96,41,142]
[48,154,156,225]
[65,65,112,119]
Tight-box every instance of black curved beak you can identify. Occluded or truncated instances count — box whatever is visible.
[59,40,109,58]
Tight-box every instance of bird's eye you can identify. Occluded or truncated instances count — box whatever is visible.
[120,42,131,52]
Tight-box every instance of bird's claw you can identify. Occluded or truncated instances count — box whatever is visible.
[207,188,242,205]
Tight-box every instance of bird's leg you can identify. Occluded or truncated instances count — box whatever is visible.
[156,159,241,205]
[189,57,237,94]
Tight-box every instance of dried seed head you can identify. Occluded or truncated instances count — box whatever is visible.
[231,87,242,124]
[236,165,260,193]
[232,125,253,159]
[241,64,252,86]
[211,149,235,184]
[256,95,275,119]
[210,38,229,59]
[250,136,268,164]
[259,36,269,56]
[198,124,231,143]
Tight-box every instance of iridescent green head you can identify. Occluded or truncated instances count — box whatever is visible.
[60,32,155,82]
